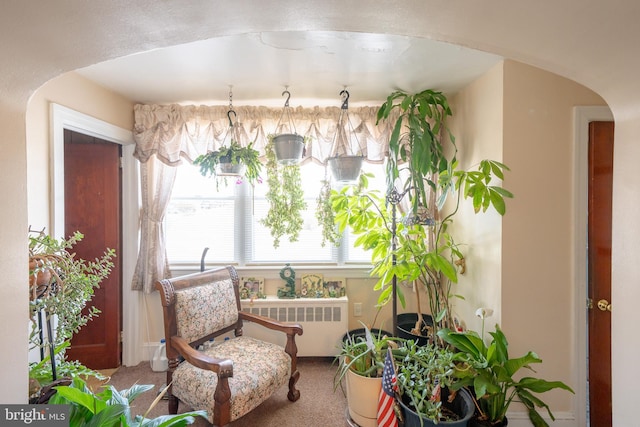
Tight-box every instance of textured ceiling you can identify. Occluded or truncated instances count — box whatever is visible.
[75,31,503,106]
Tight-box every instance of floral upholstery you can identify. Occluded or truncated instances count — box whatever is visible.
[174,278,238,343]
[172,336,292,424]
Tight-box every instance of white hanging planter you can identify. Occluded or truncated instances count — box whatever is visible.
[273,133,305,165]
[327,90,365,183]
[327,155,363,183]
[272,89,306,165]
[216,159,245,176]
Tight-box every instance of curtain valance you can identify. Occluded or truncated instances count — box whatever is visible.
[133,103,397,166]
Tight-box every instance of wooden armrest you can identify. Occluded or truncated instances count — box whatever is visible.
[240,311,303,336]
[171,336,233,377]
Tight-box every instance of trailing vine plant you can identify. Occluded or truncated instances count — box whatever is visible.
[260,135,307,248]
[316,172,341,247]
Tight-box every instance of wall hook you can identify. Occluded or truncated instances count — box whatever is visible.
[340,89,350,110]
[227,109,237,127]
[282,89,291,107]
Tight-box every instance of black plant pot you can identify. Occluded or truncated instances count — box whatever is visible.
[469,416,508,427]
[342,328,393,344]
[399,387,474,427]
[396,313,433,346]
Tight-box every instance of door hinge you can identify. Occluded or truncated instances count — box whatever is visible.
[120,331,124,343]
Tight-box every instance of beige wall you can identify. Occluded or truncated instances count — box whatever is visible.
[26,72,134,230]
[501,60,605,413]
[449,62,505,333]
[447,60,607,419]
[0,106,29,402]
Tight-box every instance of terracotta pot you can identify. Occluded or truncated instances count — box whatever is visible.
[29,259,53,300]
[345,369,382,427]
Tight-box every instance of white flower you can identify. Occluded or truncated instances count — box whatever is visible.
[475,307,494,319]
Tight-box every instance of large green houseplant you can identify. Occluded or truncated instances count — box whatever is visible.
[193,140,262,189]
[438,322,574,427]
[28,228,116,401]
[332,89,512,344]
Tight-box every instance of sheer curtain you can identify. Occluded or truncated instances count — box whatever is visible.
[131,103,396,292]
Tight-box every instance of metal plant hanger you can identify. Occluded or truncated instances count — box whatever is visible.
[327,89,365,182]
[272,87,305,164]
[275,88,298,135]
[223,87,241,147]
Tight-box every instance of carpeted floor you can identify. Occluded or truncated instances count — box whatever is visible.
[104,357,349,426]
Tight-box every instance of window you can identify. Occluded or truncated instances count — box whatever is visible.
[165,166,237,265]
[165,161,386,267]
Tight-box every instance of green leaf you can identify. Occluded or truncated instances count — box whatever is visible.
[54,386,107,414]
[516,377,574,394]
[489,188,507,215]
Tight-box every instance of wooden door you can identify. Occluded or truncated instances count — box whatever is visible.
[63,129,122,369]
[587,121,613,427]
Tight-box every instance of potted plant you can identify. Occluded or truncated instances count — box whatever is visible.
[394,339,475,426]
[334,324,404,427]
[49,375,206,426]
[260,134,307,248]
[316,176,341,247]
[332,88,512,344]
[438,314,575,427]
[327,89,365,183]
[193,140,262,189]
[28,228,116,402]
[272,133,306,164]
[272,89,306,164]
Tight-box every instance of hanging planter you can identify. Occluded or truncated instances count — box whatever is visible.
[326,90,364,183]
[216,154,246,176]
[273,89,305,164]
[273,133,305,165]
[193,95,262,189]
[327,155,363,183]
[260,134,307,248]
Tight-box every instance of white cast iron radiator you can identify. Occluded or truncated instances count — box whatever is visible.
[240,296,348,357]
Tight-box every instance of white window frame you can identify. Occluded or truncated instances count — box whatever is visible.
[166,161,387,271]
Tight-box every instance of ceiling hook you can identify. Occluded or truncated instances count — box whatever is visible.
[340,89,350,110]
[227,109,237,127]
[282,89,291,108]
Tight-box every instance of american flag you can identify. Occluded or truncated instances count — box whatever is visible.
[377,348,399,427]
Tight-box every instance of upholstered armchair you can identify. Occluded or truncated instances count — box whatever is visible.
[155,266,303,426]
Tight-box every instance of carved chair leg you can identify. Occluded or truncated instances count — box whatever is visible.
[287,369,301,402]
[166,371,179,414]
[168,393,179,414]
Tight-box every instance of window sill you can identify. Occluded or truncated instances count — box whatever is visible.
[169,263,374,279]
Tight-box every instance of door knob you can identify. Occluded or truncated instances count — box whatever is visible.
[597,299,612,312]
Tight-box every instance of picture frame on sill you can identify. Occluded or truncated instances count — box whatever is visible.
[301,273,324,298]
[240,277,265,299]
[323,278,346,298]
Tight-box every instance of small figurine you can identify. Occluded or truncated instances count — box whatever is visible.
[277,263,297,299]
